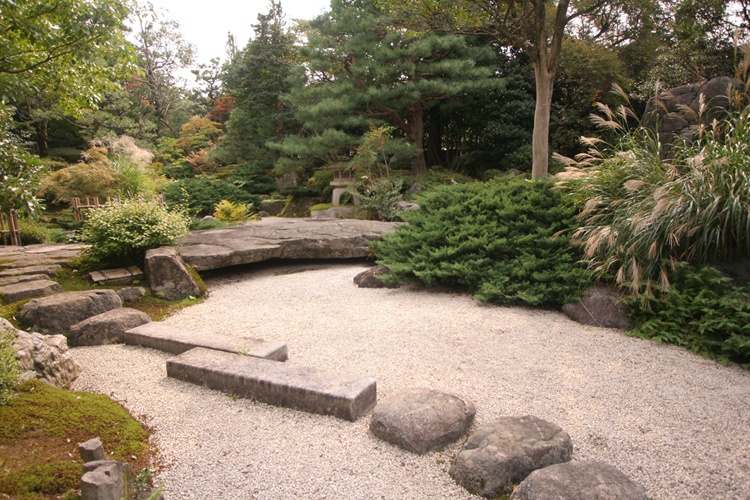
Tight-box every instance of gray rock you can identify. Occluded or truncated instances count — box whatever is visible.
[10,327,82,388]
[310,207,359,219]
[510,461,648,500]
[259,199,286,216]
[18,289,122,335]
[353,265,400,289]
[79,437,106,463]
[0,264,62,278]
[562,285,629,329]
[392,200,419,212]
[177,217,399,271]
[117,286,147,303]
[69,308,151,346]
[80,460,134,500]
[145,247,202,301]
[0,278,62,303]
[370,388,475,454]
[642,77,739,158]
[0,273,52,287]
[449,415,573,498]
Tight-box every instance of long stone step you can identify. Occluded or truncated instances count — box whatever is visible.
[124,322,288,361]
[166,347,377,421]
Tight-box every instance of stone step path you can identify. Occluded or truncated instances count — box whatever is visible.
[166,347,377,422]
[124,322,288,361]
[0,277,62,303]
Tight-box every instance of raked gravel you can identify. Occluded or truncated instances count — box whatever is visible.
[71,261,750,500]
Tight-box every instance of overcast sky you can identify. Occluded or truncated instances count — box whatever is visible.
[146,0,331,67]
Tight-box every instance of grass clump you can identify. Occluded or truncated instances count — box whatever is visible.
[376,176,591,307]
[0,380,152,498]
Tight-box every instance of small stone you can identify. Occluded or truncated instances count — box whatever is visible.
[79,437,106,463]
[353,265,400,289]
[117,286,147,303]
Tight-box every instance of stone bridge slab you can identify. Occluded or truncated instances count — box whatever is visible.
[167,347,376,421]
[177,218,399,271]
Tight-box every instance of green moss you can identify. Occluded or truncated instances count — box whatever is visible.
[0,380,152,498]
[185,264,208,297]
[129,295,204,322]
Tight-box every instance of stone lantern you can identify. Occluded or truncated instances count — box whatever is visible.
[329,162,359,206]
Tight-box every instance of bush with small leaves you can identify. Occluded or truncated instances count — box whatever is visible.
[79,199,190,267]
[376,177,591,307]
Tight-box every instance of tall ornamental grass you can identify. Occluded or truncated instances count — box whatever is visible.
[557,78,750,292]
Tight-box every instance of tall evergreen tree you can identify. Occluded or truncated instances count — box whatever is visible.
[214,2,300,165]
[278,0,498,175]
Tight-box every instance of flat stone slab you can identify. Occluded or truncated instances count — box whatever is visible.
[177,217,399,271]
[0,264,62,278]
[89,266,143,286]
[0,274,52,287]
[125,322,288,361]
[167,347,376,421]
[0,278,62,303]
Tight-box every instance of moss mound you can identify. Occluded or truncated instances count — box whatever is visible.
[0,380,152,498]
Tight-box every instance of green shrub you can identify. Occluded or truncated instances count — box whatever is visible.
[226,162,277,195]
[18,219,51,245]
[213,199,256,223]
[79,199,190,267]
[0,328,20,406]
[623,263,750,366]
[376,177,591,307]
[351,178,405,221]
[163,176,261,216]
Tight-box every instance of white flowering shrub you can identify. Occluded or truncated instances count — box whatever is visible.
[80,199,190,266]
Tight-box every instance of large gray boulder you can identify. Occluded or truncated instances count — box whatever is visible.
[17,289,122,335]
[69,308,151,346]
[145,247,203,301]
[370,388,475,454]
[3,317,82,388]
[562,285,629,329]
[641,76,739,158]
[510,461,649,500]
[449,415,573,498]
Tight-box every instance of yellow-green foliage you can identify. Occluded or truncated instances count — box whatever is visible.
[213,199,255,223]
[0,380,151,497]
[0,328,20,405]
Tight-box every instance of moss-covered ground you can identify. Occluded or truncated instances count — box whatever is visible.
[0,380,153,499]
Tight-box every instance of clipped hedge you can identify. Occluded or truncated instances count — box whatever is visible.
[376,177,591,307]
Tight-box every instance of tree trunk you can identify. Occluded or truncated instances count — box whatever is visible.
[407,104,427,175]
[531,61,554,179]
[35,119,49,158]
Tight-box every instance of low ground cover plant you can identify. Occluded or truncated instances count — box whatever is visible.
[376,176,591,307]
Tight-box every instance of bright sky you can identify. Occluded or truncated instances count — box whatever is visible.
[147,0,331,67]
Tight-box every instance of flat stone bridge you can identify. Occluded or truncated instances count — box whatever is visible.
[176,217,400,271]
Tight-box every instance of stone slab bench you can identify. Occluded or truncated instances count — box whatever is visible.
[166,347,376,421]
[124,322,288,361]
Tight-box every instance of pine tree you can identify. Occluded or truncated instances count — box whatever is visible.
[215,2,300,165]
[278,0,498,175]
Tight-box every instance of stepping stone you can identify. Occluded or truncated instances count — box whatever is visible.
[125,322,288,361]
[0,278,62,303]
[0,274,51,287]
[450,415,573,498]
[69,308,151,346]
[510,461,648,500]
[166,347,376,421]
[370,388,475,454]
[88,266,143,286]
[0,264,62,278]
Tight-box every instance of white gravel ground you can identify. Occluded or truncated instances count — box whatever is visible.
[71,261,750,499]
